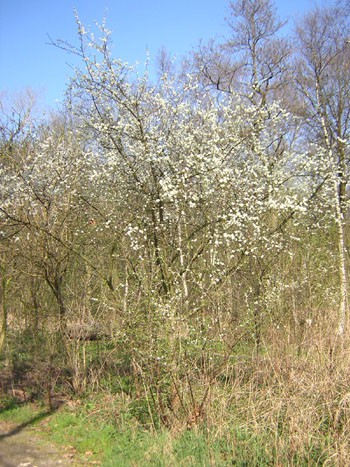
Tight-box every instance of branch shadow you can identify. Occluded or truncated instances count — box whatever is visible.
[0,401,63,441]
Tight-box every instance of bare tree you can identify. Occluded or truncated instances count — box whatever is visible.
[0,90,37,354]
[295,3,350,335]
[191,0,291,106]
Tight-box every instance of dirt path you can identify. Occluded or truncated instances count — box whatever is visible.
[0,421,84,467]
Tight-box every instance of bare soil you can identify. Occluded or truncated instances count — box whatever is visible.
[0,421,85,467]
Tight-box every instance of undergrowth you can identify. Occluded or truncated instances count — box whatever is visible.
[1,323,350,465]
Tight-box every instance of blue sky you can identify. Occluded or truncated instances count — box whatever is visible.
[0,0,313,109]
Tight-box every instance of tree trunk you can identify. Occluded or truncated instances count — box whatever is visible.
[315,81,348,335]
[334,176,348,335]
[0,271,8,356]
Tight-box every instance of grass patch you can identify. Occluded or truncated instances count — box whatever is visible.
[47,409,116,462]
[0,395,337,466]
[0,398,47,425]
[1,327,349,467]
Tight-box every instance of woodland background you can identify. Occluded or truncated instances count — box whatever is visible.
[1,0,350,464]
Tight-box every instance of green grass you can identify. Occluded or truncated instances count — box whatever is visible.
[43,408,312,466]
[0,398,48,424]
[47,410,117,462]
[0,396,333,466]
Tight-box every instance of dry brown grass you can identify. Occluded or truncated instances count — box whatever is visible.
[196,318,350,465]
